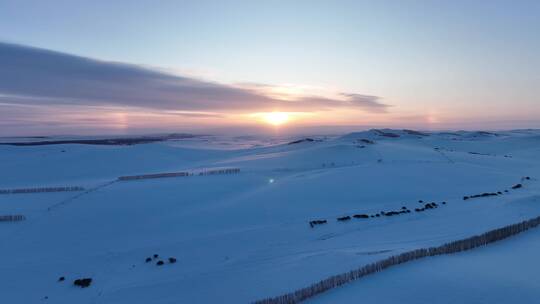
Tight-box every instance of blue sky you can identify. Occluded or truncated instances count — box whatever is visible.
[0,0,539,135]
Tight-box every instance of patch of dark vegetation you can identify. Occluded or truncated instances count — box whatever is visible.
[464,192,499,200]
[468,151,491,156]
[288,138,321,145]
[73,278,92,288]
[311,178,531,230]
[357,139,375,145]
[414,202,441,213]
[403,129,430,136]
[58,276,65,282]
[169,257,177,264]
[156,260,164,266]
[477,131,499,136]
[309,219,327,228]
[464,180,529,201]
[145,257,152,263]
[434,147,456,152]
[374,129,400,138]
[439,132,461,137]
[0,134,196,146]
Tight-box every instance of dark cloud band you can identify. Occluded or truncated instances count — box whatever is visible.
[0,42,389,113]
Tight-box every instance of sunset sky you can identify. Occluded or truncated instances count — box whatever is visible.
[1,0,539,136]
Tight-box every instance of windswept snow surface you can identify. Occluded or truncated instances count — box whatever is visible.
[309,223,540,304]
[0,129,539,303]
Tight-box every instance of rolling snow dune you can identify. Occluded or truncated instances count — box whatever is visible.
[0,129,539,303]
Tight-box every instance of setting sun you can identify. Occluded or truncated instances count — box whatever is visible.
[263,112,290,126]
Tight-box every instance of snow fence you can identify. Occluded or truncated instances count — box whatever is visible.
[118,168,240,181]
[0,215,26,222]
[253,215,540,304]
[0,186,84,194]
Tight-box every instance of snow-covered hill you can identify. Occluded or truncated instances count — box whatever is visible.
[1,129,539,303]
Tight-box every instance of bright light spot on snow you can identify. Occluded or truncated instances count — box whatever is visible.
[269,178,275,183]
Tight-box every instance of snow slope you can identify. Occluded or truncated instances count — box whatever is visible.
[309,223,540,304]
[0,129,539,303]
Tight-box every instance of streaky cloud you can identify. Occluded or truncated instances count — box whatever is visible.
[0,42,389,113]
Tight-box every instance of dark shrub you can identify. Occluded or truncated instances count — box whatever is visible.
[58,276,65,282]
[359,139,375,144]
[512,184,523,189]
[145,257,152,263]
[310,220,328,227]
[169,257,177,264]
[337,216,351,221]
[153,254,159,259]
[156,260,164,266]
[73,278,92,288]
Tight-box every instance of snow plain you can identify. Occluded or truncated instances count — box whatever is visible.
[0,129,539,303]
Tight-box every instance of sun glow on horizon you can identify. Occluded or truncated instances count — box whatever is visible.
[248,111,314,127]
[263,112,290,126]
